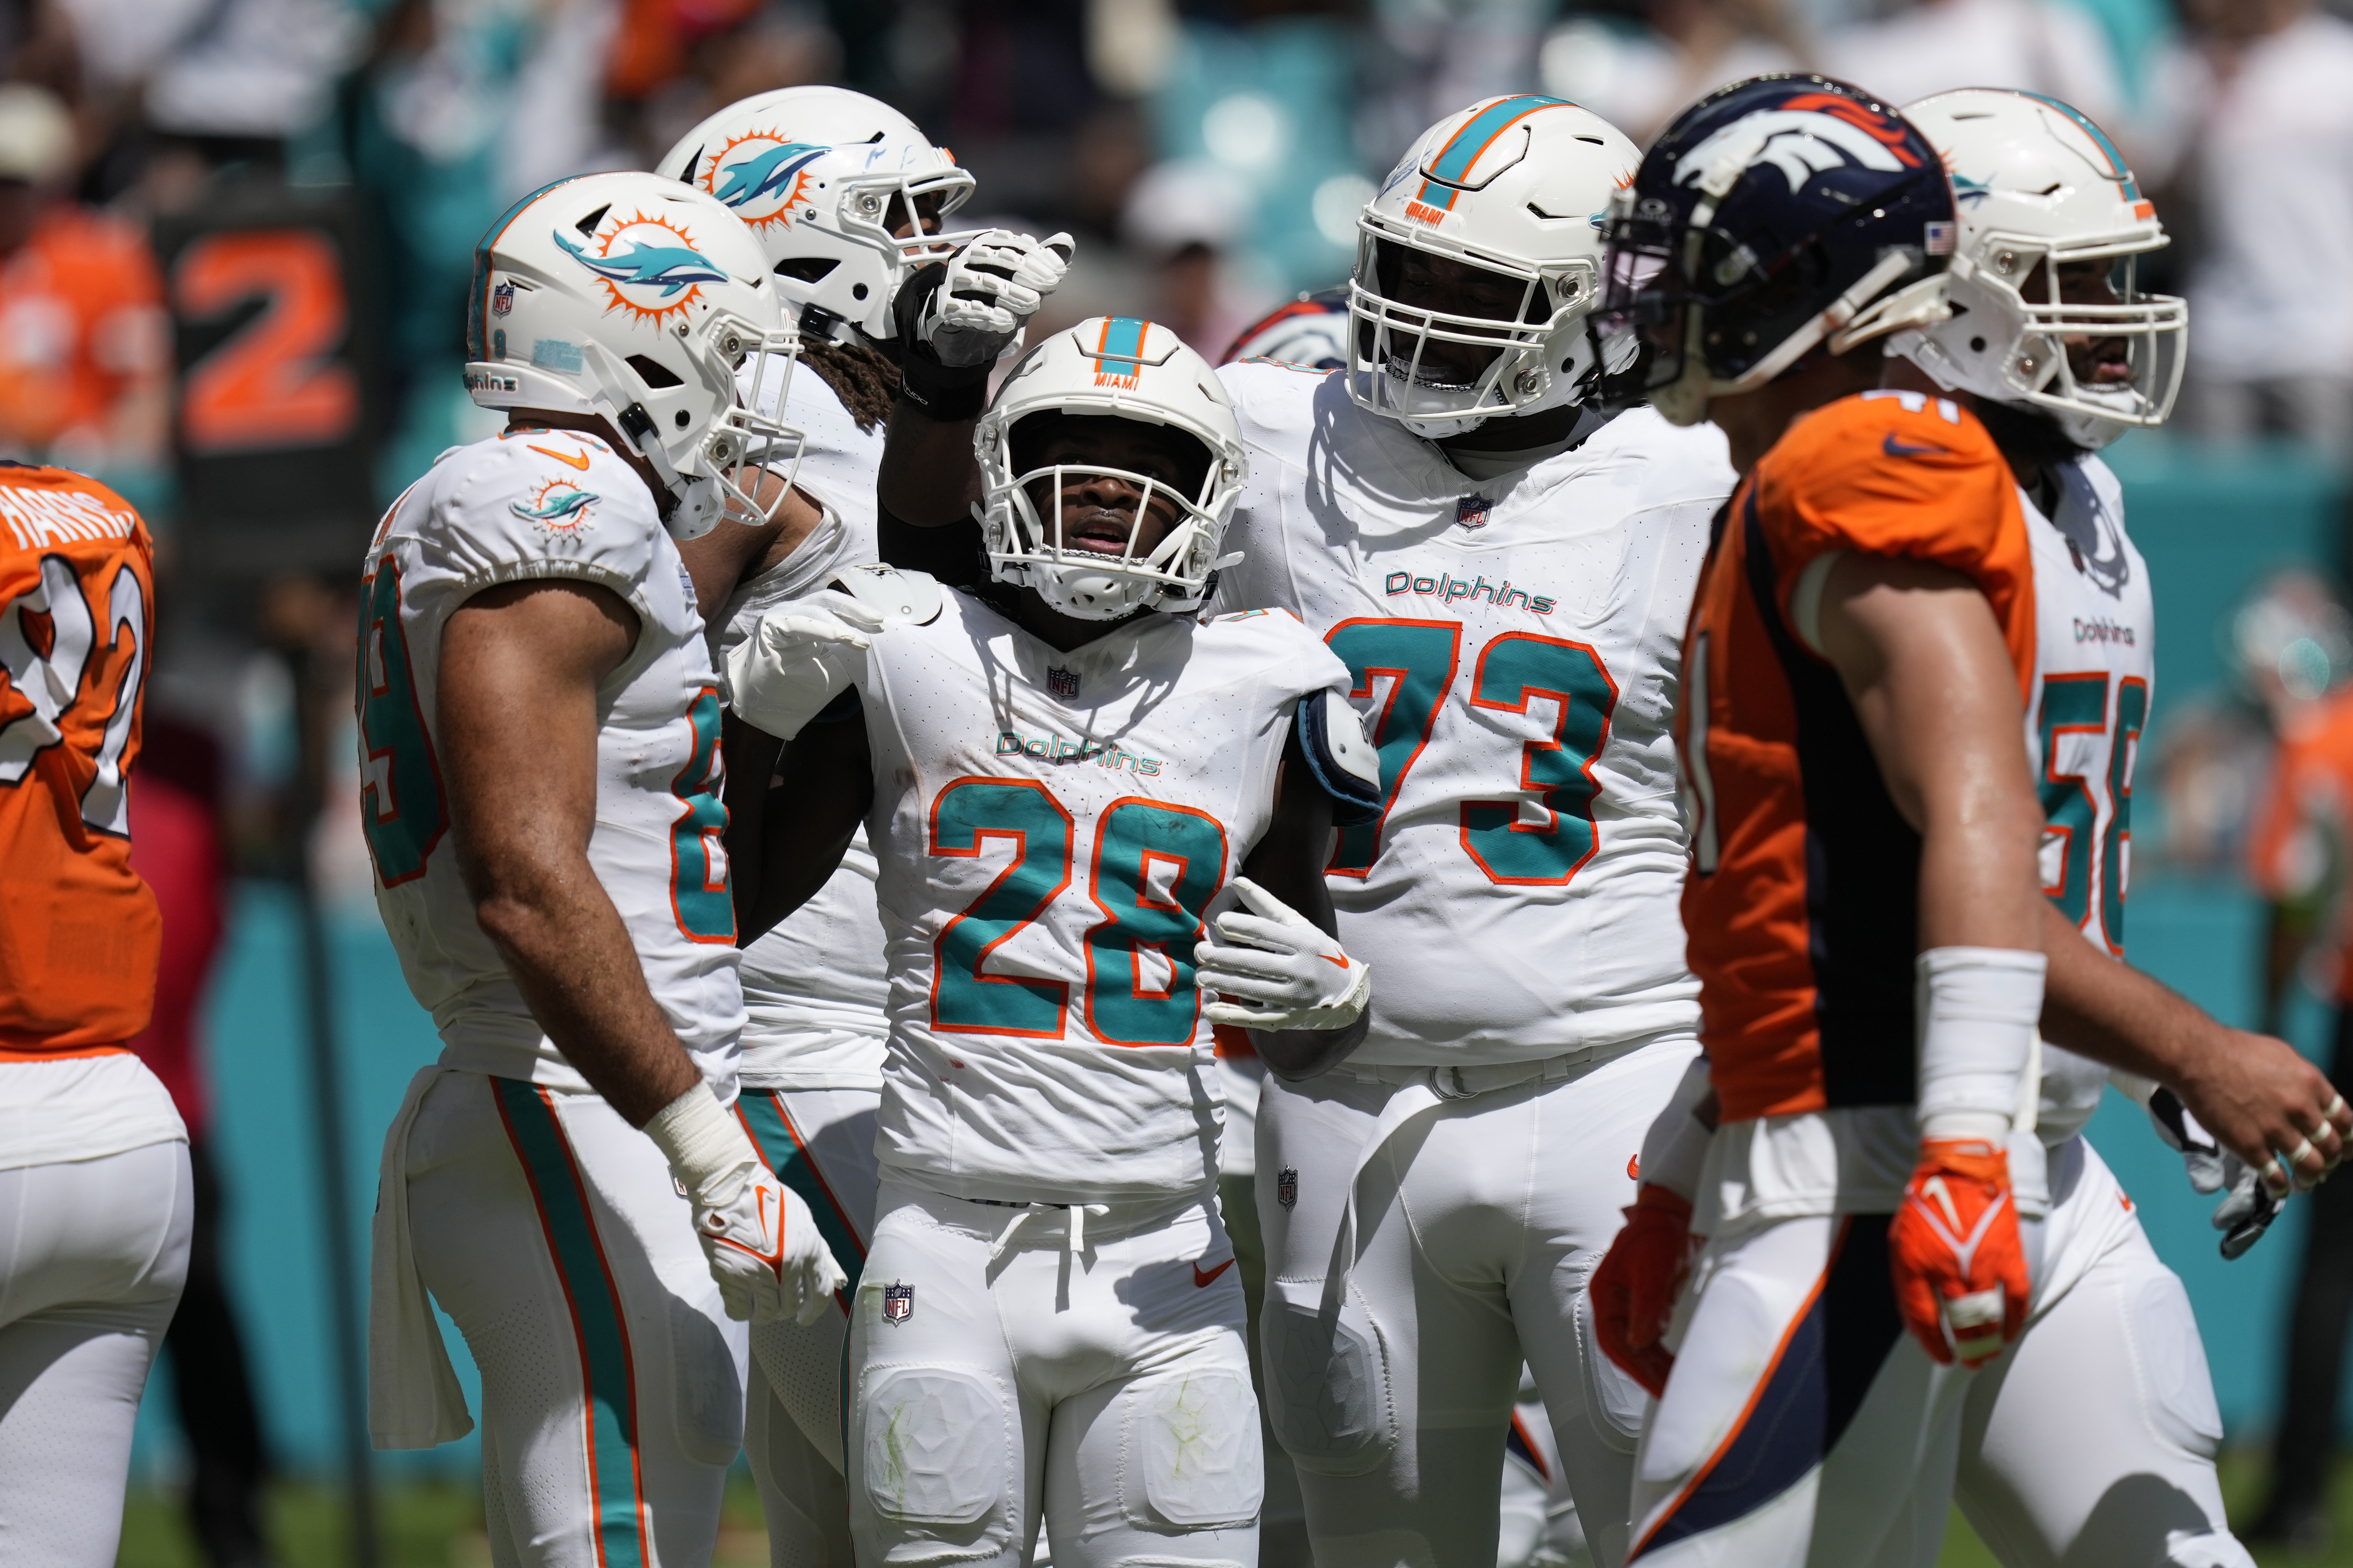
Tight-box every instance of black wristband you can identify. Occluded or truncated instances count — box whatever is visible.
[890,259,991,421]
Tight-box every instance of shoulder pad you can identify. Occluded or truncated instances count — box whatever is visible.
[827,562,943,626]
[1297,688,1383,827]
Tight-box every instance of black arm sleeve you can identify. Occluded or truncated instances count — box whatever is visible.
[878,497,988,590]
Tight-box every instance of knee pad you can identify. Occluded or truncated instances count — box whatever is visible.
[856,1364,1015,1544]
[1573,1285,1646,1456]
[667,1295,748,1466]
[1117,1365,1264,1531]
[1262,1276,1394,1476]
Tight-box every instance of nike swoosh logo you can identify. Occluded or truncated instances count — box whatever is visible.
[1882,434,1948,458]
[1321,954,1350,970]
[530,444,593,471]
[1193,1257,1237,1288]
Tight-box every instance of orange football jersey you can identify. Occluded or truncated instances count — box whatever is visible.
[1678,390,2035,1122]
[2247,685,2353,1004]
[0,464,158,1056]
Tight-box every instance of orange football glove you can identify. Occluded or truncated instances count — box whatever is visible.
[1888,1138,2030,1367]
[1592,1185,1697,1398]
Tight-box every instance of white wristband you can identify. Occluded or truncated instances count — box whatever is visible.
[1637,1054,1715,1204]
[1916,946,2045,1143]
[643,1082,758,1207]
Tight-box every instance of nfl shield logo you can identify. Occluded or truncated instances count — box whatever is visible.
[1277,1167,1299,1211]
[1048,666,1080,701]
[491,280,516,318]
[882,1282,914,1325]
[1455,494,1491,530]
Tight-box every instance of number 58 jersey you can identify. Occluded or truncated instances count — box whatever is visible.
[847,587,1356,1205]
[358,430,744,1094]
[1211,363,1737,1066]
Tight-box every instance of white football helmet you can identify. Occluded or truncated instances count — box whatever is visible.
[1221,287,1350,370]
[1351,95,1640,437]
[659,86,978,344]
[465,172,802,540]
[1893,89,2186,449]
[976,316,1247,621]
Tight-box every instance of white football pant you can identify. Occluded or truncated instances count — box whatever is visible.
[0,1138,190,1565]
[735,1085,880,1568]
[403,1072,749,1567]
[847,1181,1262,1568]
[1945,1136,2251,1568]
[1629,1207,2003,1568]
[1256,1035,1695,1568]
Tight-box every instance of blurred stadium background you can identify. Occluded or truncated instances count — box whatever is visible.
[5,0,2346,1560]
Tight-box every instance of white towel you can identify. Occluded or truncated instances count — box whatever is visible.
[368,1064,473,1449]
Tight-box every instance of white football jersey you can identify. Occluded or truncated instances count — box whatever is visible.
[360,428,744,1094]
[845,589,1354,1204]
[2023,454,2154,1144]
[1210,361,1735,1066]
[717,362,892,1089]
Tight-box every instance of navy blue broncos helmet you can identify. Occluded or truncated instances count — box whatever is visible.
[1596,76,1957,425]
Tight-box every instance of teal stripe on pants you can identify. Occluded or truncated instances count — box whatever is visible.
[494,1078,647,1568]
[734,1090,865,1299]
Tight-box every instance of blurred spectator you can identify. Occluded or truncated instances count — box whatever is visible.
[128,712,276,1568]
[1367,0,1553,155]
[1819,0,2122,126]
[1121,158,1274,359]
[2140,0,2353,449]
[606,0,841,166]
[0,83,167,478]
[1537,0,1806,145]
[2244,602,2353,1549]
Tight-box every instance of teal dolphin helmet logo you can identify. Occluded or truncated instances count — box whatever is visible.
[711,141,829,213]
[553,218,730,315]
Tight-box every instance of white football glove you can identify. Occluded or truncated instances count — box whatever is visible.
[645,1085,847,1325]
[2147,1085,2282,1260]
[1195,877,1370,1031]
[723,590,883,740]
[909,229,1074,368]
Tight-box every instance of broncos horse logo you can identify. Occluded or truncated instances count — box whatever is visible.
[701,133,828,230]
[1675,93,1922,195]
[555,213,728,324]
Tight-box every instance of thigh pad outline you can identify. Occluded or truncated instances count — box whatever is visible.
[858,1364,1015,1530]
[1262,1274,1395,1477]
[1120,1365,1266,1530]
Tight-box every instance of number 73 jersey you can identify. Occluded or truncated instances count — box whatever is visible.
[356,430,744,1093]
[1212,364,1736,1066]
[847,588,1356,1205]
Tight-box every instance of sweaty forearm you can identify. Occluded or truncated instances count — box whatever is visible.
[2036,898,2198,1082]
[474,860,700,1125]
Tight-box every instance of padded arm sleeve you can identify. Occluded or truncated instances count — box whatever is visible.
[1916,946,2046,1142]
[1296,687,1383,827]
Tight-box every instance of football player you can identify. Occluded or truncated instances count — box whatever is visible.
[723,316,1382,1568]
[1589,76,2348,1566]
[1204,95,1738,1568]
[362,172,845,1566]
[1882,86,2258,1568]
[653,86,1073,1567]
[0,463,187,1566]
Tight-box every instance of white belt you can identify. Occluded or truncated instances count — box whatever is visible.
[367,1064,473,1450]
[1323,1047,1604,1297]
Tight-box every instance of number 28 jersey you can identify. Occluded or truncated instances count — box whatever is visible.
[358,430,745,1094]
[847,588,1354,1204]
[1210,362,1735,1066]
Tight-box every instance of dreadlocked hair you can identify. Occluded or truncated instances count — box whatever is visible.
[801,339,902,432]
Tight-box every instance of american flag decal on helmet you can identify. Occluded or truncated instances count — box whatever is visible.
[1090,316,1149,389]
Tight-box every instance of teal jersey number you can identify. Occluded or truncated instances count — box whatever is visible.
[668,686,733,944]
[1325,617,1618,887]
[2035,673,2107,930]
[1460,633,1619,885]
[355,557,449,887]
[2035,670,2144,952]
[2102,677,2146,952]
[1085,799,1228,1045]
[930,777,1076,1036]
[1324,619,1461,876]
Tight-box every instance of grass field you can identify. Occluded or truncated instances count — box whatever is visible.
[114,1451,2353,1567]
